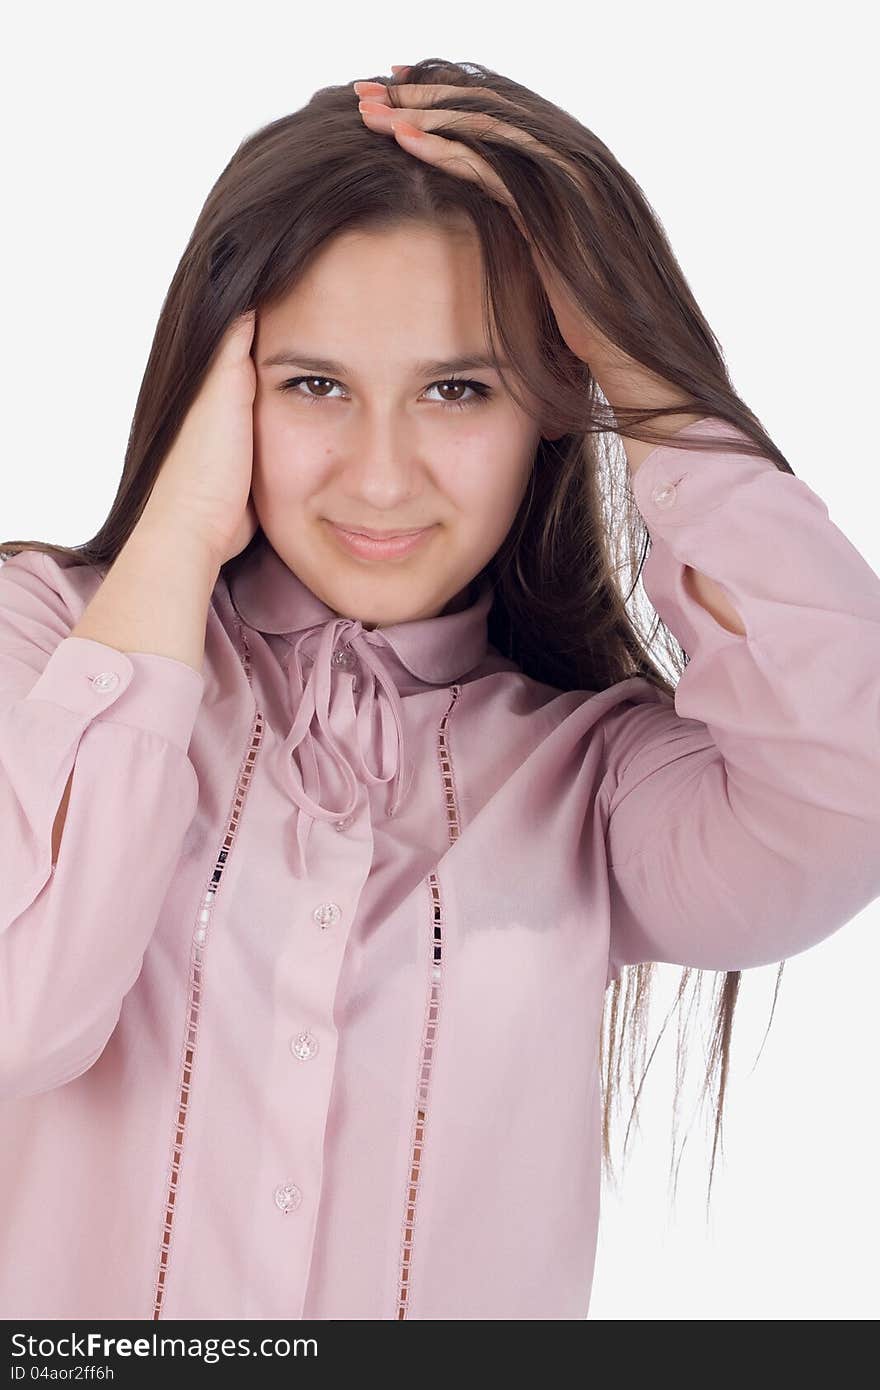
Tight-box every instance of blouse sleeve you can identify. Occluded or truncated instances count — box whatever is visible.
[0,549,205,1099]
[603,418,880,984]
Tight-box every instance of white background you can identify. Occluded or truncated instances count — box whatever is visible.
[2,0,877,1319]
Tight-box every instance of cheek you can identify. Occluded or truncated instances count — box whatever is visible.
[253,405,328,508]
[443,427,535,528]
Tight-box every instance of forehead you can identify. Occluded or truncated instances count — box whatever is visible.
[264,221,487,331]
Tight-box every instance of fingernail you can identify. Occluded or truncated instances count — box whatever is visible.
[353,81,386,95]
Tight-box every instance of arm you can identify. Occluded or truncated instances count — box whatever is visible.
[593,354,746,636]
[601,417,880,980]
[0,532,215,1099]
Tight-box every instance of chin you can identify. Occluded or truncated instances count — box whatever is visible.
[347,598,430,629]
[328,581,450,629]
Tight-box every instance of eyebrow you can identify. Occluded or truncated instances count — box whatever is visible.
[259,348,511,377]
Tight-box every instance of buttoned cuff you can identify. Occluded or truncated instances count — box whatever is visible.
[24,636,206,755]
[629,417,785,652]
[631,417,778,527]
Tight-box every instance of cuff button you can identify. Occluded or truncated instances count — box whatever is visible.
[90,671,120,693]
[651,480,678,508]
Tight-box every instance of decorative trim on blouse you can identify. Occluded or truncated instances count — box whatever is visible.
[396,683,463,1319]
[151,614,264,1318]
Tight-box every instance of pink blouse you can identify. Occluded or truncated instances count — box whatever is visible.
[1,418,878,1320]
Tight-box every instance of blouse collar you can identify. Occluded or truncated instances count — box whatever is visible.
[226,534,495,876]
[227,532,493,682]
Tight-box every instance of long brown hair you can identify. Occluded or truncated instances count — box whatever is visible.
[1,56,791,1211]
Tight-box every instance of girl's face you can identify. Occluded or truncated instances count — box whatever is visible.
[251,219,555,630]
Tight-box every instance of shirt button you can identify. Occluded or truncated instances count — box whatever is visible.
[274,1181,303,1214]
[313,902,342,929]
[335,815,353,832]
[290,1029,319,1060]
[651,479,678,508]
[90,671,120,693]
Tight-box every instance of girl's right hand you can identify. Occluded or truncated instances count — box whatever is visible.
[141,311,260,568]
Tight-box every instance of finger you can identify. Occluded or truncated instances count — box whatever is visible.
[363,102,558,196]
[358,102,572,247]
[388,120,520,217]
[222,310,256,357]
[352,80,394,106]
[354,81,527,117]
[384,103,584,194]
[387,82,526,114]
[361,101,540,156]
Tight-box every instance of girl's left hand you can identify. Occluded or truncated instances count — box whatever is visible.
[352,71,621,375]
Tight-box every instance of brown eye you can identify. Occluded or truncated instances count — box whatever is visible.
[424,378,494,409]
[435,381,469,404]
[280,376,337,401]
[277,374,493,411]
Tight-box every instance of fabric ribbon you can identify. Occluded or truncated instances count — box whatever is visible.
[281,616,413,877]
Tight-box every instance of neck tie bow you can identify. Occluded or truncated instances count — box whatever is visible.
[282,616,411,877]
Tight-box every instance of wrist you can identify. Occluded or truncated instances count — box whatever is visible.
[129,510,223,582]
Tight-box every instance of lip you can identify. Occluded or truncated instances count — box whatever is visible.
[326,521,437,560]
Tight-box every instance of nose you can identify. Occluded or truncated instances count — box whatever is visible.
[342,416,423,512]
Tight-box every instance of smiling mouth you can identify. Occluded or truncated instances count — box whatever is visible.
[326,521,437,560]
[329,523,433,538]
